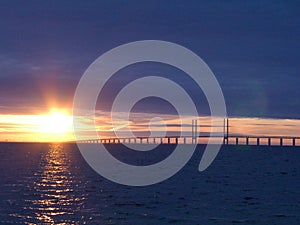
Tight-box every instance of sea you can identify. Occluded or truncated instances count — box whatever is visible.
[0,143,299,224]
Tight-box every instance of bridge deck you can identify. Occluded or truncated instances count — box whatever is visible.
[78,135,300,147]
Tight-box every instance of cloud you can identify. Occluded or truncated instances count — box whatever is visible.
[0,1,300,119]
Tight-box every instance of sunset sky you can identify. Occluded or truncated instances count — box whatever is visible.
[0,1,300,142]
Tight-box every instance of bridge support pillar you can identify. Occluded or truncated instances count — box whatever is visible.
[293,138,296,146]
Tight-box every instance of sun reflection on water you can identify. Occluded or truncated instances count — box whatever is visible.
[31,143,85,224]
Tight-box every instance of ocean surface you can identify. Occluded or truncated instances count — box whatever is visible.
[0,143,299,224]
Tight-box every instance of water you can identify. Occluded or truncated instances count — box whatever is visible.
[0,143,299,224]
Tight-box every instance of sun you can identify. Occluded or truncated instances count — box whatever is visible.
[39,111,73,134]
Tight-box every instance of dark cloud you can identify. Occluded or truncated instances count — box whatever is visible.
[0,0,299,118]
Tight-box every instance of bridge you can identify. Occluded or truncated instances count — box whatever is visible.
[78,135,300,146]
[77,118,300,147]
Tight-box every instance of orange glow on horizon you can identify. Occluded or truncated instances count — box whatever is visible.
[0,109,74,142]
[0,109,300,142]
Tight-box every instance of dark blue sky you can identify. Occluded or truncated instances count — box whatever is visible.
[0,0,299,118]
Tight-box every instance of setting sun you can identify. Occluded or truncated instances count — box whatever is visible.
[0,111,74,142]
[39,111,73,134]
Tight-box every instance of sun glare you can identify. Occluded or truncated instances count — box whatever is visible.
[38,111,73,135]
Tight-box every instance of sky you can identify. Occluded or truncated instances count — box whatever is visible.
[0,0,300,141]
